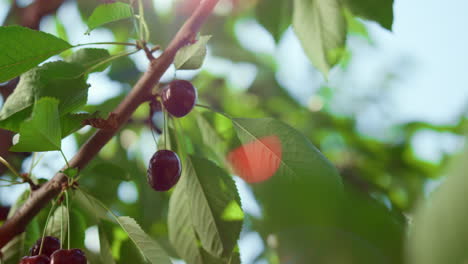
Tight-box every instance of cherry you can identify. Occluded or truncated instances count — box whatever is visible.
[29,236,61,257]
[147,150,181,191]
[161,80,197,117]
[50,249,86,264]
[19,255,50,264]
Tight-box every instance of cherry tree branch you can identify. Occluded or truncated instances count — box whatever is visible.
[0,0,219,250]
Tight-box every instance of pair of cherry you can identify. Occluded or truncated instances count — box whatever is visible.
[20,236,86,264]
[147,80,196,191]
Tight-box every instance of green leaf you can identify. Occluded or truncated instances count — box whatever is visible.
[86,2,133,34]
[168,178,241,264]
[195,112,227,164]
[174,35,211,70]
[116,216,172,264]
[69,209,87,249]
[99,225,117,264]
[182,156,243,257]
[408,148,468,264]
[0,26,72,83]
[66,48,111,73]
[73,189,112,223]
[231,118,343,228]
[343,0,393,30]
[45,205,68,239]
[90,162,131,181]
[63,167,79,178]
[345,9,370,40]
[292,0,347,77]
[256,0,292,42]
[60,112,97,138]
[0,61,90,132]
[168,182,204,264]
[10,97,61,152]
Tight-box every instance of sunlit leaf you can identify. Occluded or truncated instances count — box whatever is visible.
[86,2,133,34]
[174,35,211,70]
[292,0,347,77]
[0,61,90,132]
[176,156,242,257]
[66,48,111,73]
[0,26,72,82]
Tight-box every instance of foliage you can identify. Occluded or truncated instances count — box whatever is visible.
[0,1,466,264]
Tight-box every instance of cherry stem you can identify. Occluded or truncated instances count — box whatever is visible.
[39,199,59,255]
[59,150,70,169]
[65,191,70,250]
[74,42,137,47]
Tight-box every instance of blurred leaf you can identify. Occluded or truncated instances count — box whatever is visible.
[90,162,131,181]
[256,0,292,42]
[0,26,72,82]
[99,225,117,264]
[45,205,67,239]
[116,216,172,264]
[292,0,347,77]
[54,16,69,42]
[408,148,468,264]
[74,189,112,223]
[66,48,111,73]
[118,238,148,264]
[195,112,227,164]
[69,209,87,250]
[343,0,393,30]
[7,190,31,219]
[10,97,61,152]
[174,35,211,70]
[345,10,370,40]
[0,217,40,263]
[86,3,134,34]
[231,118,343,228]
[0,61,90,132]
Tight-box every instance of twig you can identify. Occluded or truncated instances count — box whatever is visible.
[0,0,220,250]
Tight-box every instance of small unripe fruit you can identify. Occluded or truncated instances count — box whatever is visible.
[50,249,87,264]
[29,236,61,257]
[161,80,197,117]
[147,150,181,191]
[19,255,50,264]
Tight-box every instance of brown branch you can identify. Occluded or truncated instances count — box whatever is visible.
[0,0,219,250]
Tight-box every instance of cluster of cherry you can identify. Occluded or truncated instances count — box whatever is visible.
[19,236,86,264]
[147,80,197,191]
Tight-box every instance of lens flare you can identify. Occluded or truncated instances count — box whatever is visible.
[227,135,282,183]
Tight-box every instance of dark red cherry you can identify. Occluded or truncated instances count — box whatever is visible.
[50,249,86,264]
[19,255,50,264]
[147,150,181,191]
[161,80,197,117]
[30,236,61,257]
